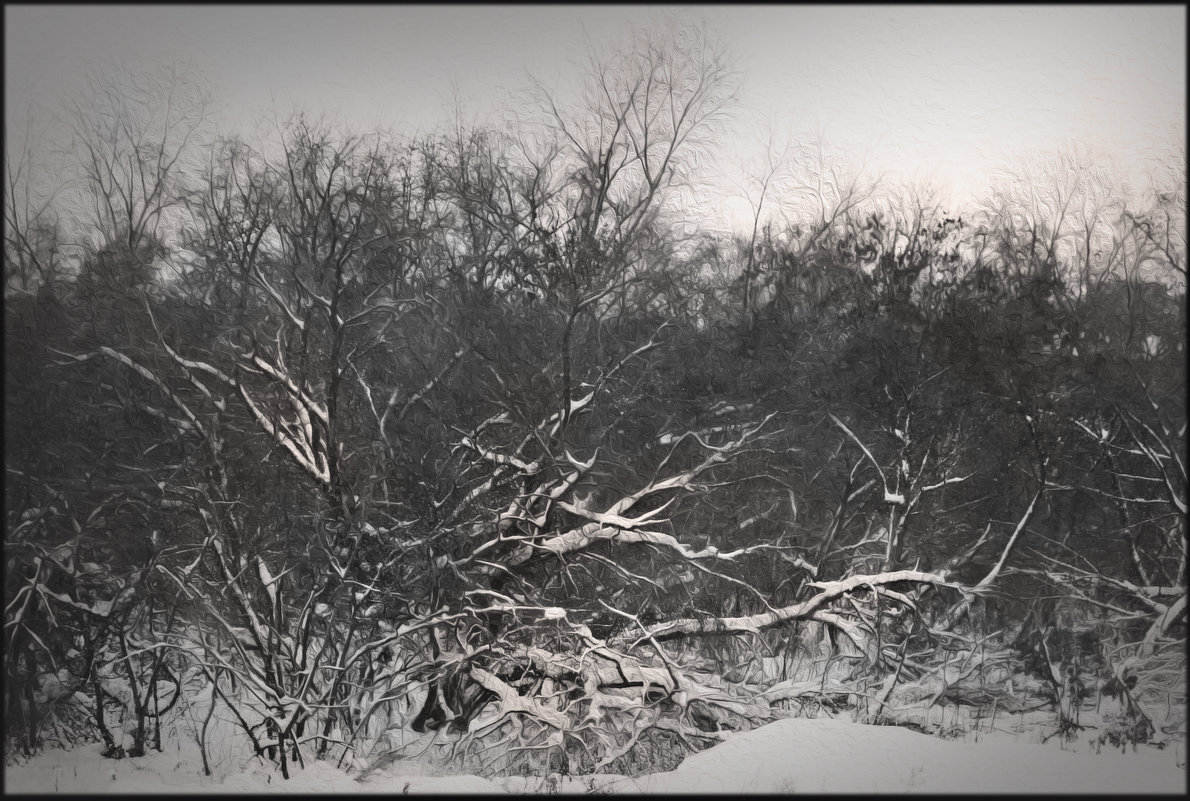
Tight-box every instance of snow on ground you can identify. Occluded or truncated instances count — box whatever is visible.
[5,715,1186,794]
[630,717,1186,794]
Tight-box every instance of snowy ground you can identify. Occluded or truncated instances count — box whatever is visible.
[5,711,1186,795]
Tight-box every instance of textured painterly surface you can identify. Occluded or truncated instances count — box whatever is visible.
[4,5,1185,793]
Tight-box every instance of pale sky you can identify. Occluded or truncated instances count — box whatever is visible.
[5,4,1186,234]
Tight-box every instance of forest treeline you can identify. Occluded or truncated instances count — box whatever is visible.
[5,28,1185,776]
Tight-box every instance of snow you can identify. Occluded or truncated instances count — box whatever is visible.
[633,717,1185,794]
[6,714,1185,794]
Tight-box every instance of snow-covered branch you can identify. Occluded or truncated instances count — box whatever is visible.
[614,569,959,644]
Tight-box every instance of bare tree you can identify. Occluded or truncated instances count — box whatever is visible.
[3,116,69,294]
[68,64,210,262]
[528,23,736,300]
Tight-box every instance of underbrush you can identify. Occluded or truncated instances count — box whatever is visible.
[7,614,1184,781]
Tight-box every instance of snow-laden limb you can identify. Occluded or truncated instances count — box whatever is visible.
[248,263,307,332]
[468,666,569,729]
[514,454,599,523]
[236,382,332,489]
[830,412,896,504]
[292,275,344,327]
[546,390,596,440]
[378,346,467,439]
[1133,584,1187,600]
[1033,553,1179,614]
[504,523,785,567]
[1018,544,1188,658]
[55,331,339,495]
[256,556,284,611]
[243,351,330,428]
[780,552,819,576]
[553,496,673,530]
[233,343,333,487]
[461,414,776,569]
[514,644,676,697]
[932,485,1044,633]
[440,413,546,529]
[1140,593,1186,655]
[919,473,972,493]
[205,537,273,660]
[144,299,229,412]
[614,569,958,644]
[51,347,205,438]
[972,483,1044,591]
[757,676,862,707]
[460,434,540,475]
[1075,404,1187,515]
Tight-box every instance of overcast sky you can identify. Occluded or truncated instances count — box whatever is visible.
[5,4,1186,233]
